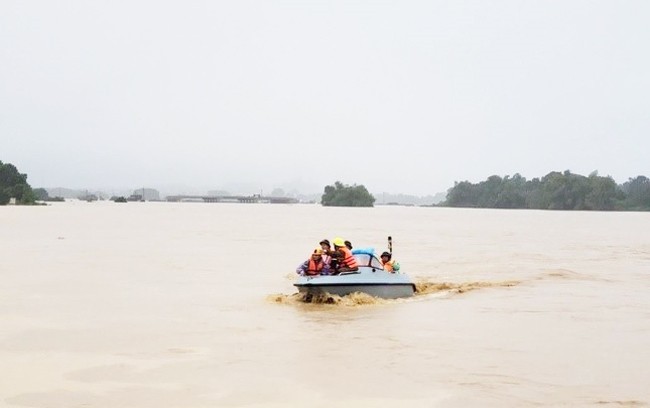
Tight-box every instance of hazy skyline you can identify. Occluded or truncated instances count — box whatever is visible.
[2,1,649,196]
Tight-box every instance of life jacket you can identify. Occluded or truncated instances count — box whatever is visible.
[338,247,358,269]
[307,258,324,275]
[383,260,395,272]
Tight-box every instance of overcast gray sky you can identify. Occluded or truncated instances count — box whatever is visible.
[1,0,648,195]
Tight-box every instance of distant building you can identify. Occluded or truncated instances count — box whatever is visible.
[131,188,160,201]
[78,193,98,202]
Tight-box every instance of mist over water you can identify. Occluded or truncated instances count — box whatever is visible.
[1,202,649,407]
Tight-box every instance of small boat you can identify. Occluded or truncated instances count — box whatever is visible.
[294,249,416,299]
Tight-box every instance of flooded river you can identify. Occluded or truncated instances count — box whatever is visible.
[1,201,649,407]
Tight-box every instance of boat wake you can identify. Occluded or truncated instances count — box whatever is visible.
[414,280,520,296]
[269,279,521,306]
[268,291,384,306]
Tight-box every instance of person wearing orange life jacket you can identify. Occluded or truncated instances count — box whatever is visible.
[296,248,330,276]
[380,251,400,273]
[328,237,358,274]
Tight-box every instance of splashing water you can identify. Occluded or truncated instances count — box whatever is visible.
[268,291,385,306]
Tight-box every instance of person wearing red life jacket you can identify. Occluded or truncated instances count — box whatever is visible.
[328,237,358,274]
[296,248,330,276]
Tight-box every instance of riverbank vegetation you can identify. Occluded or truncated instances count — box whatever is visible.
[443,171,650,211]
[0,161,36,205]
[321,181,375,207]
[33,188,65,202]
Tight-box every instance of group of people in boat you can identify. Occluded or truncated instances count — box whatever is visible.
[296,237,400,276]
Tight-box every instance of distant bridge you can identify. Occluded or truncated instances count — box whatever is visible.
[165,194,299,204]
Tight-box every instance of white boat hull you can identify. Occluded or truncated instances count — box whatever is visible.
[294,268,415,299]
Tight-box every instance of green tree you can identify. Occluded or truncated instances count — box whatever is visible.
[444,181,479,207]
[321,181,375,207]
[524,177,543,208]
[476,175,502,207]
[33,188,50,201]
[538,171,566,209]
[539,170,591,210]
[0,160,36,205]
[585,173,618,210]
[496,174,527,208]
[621,176,650,210]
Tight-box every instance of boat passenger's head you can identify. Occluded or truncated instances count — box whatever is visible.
[381,251,392,262]
[312,248,324,259]
[319,239,331,250]
[332,237,345,248]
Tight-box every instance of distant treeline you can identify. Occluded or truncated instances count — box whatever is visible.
[442,171,650,211]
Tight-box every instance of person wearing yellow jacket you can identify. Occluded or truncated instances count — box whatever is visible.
[327,237,359,274]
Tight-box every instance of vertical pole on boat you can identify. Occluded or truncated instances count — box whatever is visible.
[388,236,393,255]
